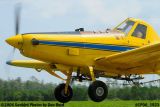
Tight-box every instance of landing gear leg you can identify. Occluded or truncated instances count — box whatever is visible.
[88,66,108,102]
[54,69,73,103]
[64,69,72,95]
[89,66,95,81]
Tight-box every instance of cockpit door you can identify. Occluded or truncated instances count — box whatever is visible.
[126,23,149,46]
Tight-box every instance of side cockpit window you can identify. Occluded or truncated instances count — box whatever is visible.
[132,24,147,39]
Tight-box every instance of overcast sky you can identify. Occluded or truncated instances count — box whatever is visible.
[0,0,159,83]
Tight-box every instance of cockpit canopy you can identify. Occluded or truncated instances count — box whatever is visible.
[114,18,147,39]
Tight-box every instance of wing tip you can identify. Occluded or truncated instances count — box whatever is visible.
[6,60,12,65]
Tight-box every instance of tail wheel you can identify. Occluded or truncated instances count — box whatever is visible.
[54,83,73,103]
[88,80,108,102]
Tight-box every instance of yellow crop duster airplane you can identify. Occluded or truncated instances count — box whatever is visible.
[5,7,160,103]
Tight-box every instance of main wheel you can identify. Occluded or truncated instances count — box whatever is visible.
[54,83,73,103]
[88,80,108,102]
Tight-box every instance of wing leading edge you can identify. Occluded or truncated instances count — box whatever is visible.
[6,60,65,80]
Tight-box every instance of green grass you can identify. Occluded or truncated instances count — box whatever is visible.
[0,101,159,107]
[66,101,160,107]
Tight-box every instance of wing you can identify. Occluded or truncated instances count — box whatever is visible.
[7,60,51,69]
[6,60,65,80]
[95,43,160,72]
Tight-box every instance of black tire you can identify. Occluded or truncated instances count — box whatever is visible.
[88,80,108,102]
[54,83,73,103]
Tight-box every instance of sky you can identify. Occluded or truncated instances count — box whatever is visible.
[0,0,160,83]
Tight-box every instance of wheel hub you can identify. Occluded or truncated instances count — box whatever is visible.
[96,87,104,96]
[61,90,66,97]
[61,89,70,97]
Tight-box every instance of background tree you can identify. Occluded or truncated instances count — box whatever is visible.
[0,77,159,101]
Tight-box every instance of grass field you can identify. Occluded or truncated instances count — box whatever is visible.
[66,101,160,107]
[0,101,160,107]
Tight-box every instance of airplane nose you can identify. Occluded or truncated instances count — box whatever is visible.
[5,35,23,49]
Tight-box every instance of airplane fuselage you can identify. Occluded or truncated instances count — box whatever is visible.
[16,31,141,76]
[6,18,160,78]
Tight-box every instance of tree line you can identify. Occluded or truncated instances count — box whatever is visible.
[0,77,159,101]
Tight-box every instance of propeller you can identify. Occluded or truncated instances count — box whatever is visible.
[12,3,21,51]
[10,3,21,55]
[5,3,22,70]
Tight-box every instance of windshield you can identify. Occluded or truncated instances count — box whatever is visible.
[115,20,135,35]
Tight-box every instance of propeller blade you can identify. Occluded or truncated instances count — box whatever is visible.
[15,3,21,35]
